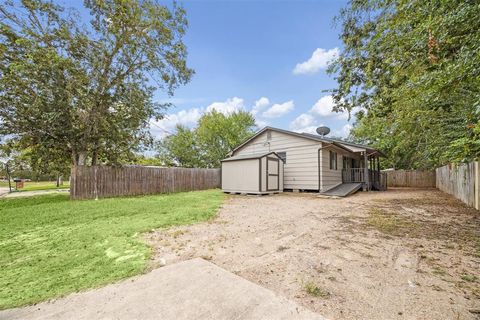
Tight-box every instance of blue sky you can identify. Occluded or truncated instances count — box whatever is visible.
[75,0,354,139]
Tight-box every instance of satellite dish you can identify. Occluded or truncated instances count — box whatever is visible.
[316,126,330,137]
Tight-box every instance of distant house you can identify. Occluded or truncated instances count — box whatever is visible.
[224,126,386,196]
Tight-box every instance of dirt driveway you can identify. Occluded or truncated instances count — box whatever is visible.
[147,189,480,320]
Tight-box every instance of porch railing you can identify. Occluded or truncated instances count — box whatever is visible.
[342,168,365,183]
[342,168,387,191]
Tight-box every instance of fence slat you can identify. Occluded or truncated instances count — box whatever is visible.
[383,170,436,188]
[70,165,221,200]
[436,162,478,209]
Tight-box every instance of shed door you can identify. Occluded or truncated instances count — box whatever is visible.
[267,157,279,191]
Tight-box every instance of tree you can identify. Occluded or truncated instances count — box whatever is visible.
[196,111,256,167]
[160,124,204,168]
[0,0,193,167]
[157,110,256,168]
[329,0,480,169]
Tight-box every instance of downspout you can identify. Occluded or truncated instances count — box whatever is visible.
[318,147,323,192]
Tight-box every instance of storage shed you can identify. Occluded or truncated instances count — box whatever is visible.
[221,152,284,194]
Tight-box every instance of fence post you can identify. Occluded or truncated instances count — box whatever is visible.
[475,161,479,210]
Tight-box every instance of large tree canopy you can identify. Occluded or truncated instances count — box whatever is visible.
[157,110,256,168]
[0,0,193,166]
[329,0,480,169]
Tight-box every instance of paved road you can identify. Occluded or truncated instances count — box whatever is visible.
[0,258,325,320]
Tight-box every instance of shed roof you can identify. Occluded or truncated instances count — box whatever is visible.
[221,152,283,162]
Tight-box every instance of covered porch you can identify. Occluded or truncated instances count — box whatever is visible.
[341,149,387,191]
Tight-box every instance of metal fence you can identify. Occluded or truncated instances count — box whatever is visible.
[436,162,479,210]
[70,165,221,200]
[383,169,436,188]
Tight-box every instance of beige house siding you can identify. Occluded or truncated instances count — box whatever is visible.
[260,157,267,191]
[233,130,321,190]
[320,147,362,191]
[221,159,259,193]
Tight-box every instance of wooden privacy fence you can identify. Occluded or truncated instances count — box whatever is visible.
[383,169,436,188]
[436,162,479,210]
[70,165,221,200]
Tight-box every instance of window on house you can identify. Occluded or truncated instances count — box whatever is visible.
[277,151,286,163]
[329,151,338,170]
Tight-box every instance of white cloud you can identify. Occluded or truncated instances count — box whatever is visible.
[293,48,339,75]
[336,106,364,120]
[290,113,315,131]
[295,126,320,135]
[310,95,336,117]
[251,97,270,116]
[289,113,322,134]
[288,95,358,137]
[150,108,203,138]
[332,124,353,138]
[150,96,277,139]
[262,100,295,118]
[206,97,245,115]
[255,119,269,128]
[309,95,362,120]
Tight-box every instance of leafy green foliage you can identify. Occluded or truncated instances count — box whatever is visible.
[158,110,256,168]
[0,0,193,167]
[0,190,224,309]
[329,0,480,168]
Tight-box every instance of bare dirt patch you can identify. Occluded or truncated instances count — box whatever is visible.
[146,189,480,320]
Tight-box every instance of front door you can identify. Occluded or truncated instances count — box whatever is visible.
[266,157,279,191]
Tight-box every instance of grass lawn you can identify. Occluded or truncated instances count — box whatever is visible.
[0,190,225,309]
[0,181,70,191]
[0,181,11,188]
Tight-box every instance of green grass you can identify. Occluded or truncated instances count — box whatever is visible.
[461,274,478,282]
[303,281,330,298]
[0,181,70,191]
[367,208,415,235]
[0,190,225,309]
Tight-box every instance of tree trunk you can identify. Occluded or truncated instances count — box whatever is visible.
[91,148,98,166]
[77,152,87,165]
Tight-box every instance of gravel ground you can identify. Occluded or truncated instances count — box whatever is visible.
[147,188,480,320]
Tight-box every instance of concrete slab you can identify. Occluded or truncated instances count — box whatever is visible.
[0,258,325,320]
[0,187,10,197]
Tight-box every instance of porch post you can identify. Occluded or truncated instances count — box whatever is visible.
[363,151,369,191]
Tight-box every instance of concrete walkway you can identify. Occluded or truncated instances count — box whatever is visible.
[0,187,9,197]
[0,259,325,320]
[1,189,69,198]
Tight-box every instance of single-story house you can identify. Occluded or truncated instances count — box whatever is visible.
[222,126,386,196]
